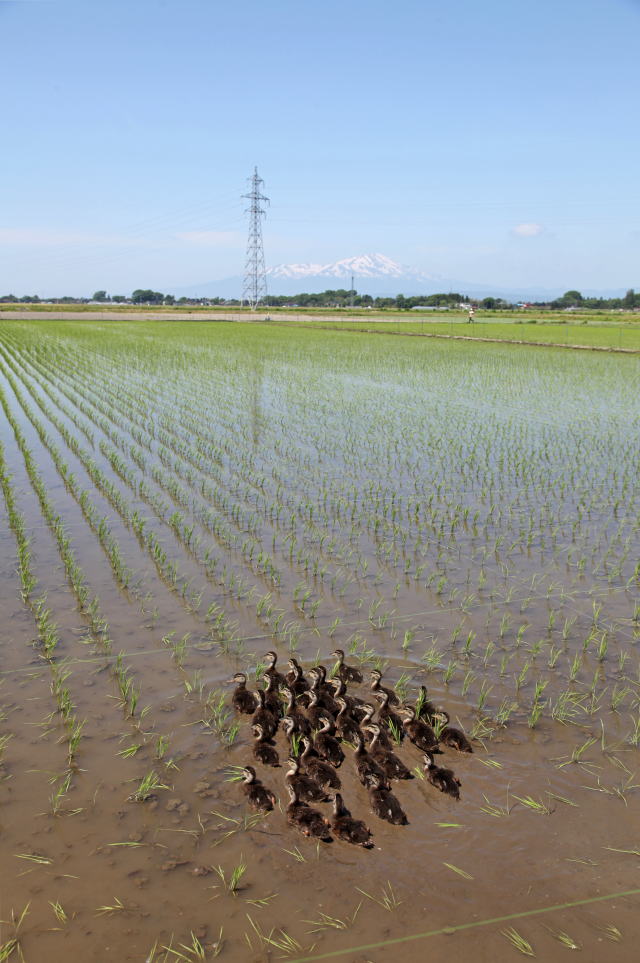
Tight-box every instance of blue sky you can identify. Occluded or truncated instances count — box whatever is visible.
[1,0,639,296]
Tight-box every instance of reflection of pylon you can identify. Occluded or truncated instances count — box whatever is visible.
[242,167,269,309]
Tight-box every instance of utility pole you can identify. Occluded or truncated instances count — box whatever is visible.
[242,167,269,310]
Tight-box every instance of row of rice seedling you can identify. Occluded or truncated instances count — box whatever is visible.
[1,318,639,960]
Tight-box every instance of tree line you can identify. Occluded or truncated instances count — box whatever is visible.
[1,288,639,310]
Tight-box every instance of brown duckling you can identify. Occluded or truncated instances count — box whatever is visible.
[367,772,408,825]
[329,678,366,716]
[335,696,362,744]
[301,737,341,790]
[360,703,393,749]
[375,690,406,742]
[285,658,309,698]
[369,669,400,706]
[401,705,440,753]
[330,793,374,848]
[251,723,280,768]
[286,784,332,841]
[314,717,344,769]
[423,752,461,799]
[230,672,257,714]
[264,650,286,688]
[364,723,413,781]
[303,686,335,730]
[331,649,363,685]
[436,712,473,753]
[251,688,279,740]
[285,755,329,803]
[283,688,312,737]
[415,685,443,726]
[241,766,277,811]
[262,672,283,719]
[310,666,340,715]
[353,731,388,788]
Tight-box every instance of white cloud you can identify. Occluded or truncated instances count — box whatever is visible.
[512,222,544,238]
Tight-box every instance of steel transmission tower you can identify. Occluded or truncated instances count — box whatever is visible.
[242,167,269,309]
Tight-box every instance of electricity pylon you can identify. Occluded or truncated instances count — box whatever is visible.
[242,167,269,309]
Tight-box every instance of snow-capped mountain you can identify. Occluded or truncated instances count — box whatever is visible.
[173,254,594,301]
[267,253,425,281]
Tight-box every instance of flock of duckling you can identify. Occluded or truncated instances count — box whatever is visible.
[229,650,472,849]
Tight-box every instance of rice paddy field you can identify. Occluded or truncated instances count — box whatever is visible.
[0,318,639,962]
[278,317,640,352]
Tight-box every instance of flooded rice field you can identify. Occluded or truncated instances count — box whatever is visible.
[0,319,639,962]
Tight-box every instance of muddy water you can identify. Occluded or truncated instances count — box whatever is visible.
[1,319,639,962]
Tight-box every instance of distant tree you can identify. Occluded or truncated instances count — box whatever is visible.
[111,294,127,303]
[163,294,176,305]
[92,290,108,302]
[623,288,637,309]
[131,289,164,304]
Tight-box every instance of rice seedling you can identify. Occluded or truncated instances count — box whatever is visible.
[95,897,126,916]
[213,860,247,895]
[512,794,553,815]
[356,881,403,911]
[244,914,303,956]
[304,903,361,933]
[49,900,69,925]
[442,862,474,879]
[501,927,535,956]
[129,770,169,802]
[479,791,513,818]
[0,903,30,963]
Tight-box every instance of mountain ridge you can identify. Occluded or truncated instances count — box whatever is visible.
[172,253,632,301]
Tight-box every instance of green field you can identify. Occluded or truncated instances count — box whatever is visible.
[277,317,640,350]
[1,319,639,961]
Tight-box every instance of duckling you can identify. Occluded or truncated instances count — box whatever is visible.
[353,731,388,788]
[241,766,277,811]
[367,772,408,825]
[375,690,405,742]
[436,712,473,752]
[359,703,393,749]
[263,650,286,688]
[285,658,309,698]
[330,793,374,848]
[230,672,257,714]
[334,696,362,744]
[301,737,341,790]
[251,723,280,768]
[401,705,440,753]
[364,723,413,781]
[423,752,461,799]
[331,649,363,685]
[283,688,312,737]
[261,672,283,719]
[310,666,339,715]
[303,685,334,730]
[369,669,400,706]
[314,717,344,769]
[251,688,279,740]
[414,685,443,726]
[286,784,332,841]
[329,678,366,716]
[285,756,329,804]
